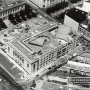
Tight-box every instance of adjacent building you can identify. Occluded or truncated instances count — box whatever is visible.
[63,8,90,47]
[29,0,68,8]
[0,0,25,20]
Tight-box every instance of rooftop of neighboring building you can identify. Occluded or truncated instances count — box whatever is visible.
[42,81,66,90]
[55,24,75,42]
[66,8,88,24]
[0,0,25,13]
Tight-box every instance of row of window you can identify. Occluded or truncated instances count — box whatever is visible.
[0,5,25,17]
[33,64,36,71]
[78,26,90,38]
[40,52,54,62]
[14,51,31,70]
[57,47,67,58]
[40,56,53,63]
[41,59,53,64]
[8,46,25,67]
[13,50,24,63]
[15,59,23,66]
[8,46,31,72]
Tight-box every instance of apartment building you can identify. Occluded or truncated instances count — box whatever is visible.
[0,1,25,20]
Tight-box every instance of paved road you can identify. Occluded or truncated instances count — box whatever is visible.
[0,64,24,90]
[0,54,22,79]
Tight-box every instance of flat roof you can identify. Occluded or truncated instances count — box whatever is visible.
[6,21,59,62]
[7,29,68,64]
[10,31,60,62]
[66,8,88,23]
[12,41,34,61]
[56,24,74,42]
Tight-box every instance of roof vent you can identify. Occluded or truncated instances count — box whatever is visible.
[37,50,43,55]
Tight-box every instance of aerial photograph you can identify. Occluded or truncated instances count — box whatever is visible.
[0,0,90,90]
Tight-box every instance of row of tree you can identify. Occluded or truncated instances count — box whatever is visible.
[8,4,37,25]
[46,2,68,14]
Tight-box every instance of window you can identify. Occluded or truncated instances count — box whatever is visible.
[33,64,35,71]
[22,59,24,63]
[20,57,21,60]
[15,52,17,56]
[5,11,7,14]
[11,9,12,12]
[18,55,19,58]
[27,63,29,67]
[3,13,4,16]
[8,47,10,52]
[13,51,15,55]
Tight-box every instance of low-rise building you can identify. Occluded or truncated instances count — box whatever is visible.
[5,23,76,76]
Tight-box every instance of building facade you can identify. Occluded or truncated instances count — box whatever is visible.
[29,0,68,8]
[0,1,25,20]
[78,25,90,39]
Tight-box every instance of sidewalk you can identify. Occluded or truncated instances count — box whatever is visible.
[0,49,25,75]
